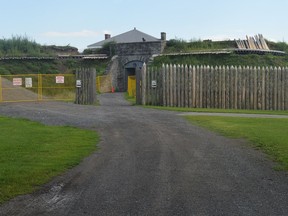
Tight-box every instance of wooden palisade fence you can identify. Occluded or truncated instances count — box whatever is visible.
[141,64,288,110]
[75,68,97,105]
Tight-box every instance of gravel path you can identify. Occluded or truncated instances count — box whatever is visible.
[0,93,287,216]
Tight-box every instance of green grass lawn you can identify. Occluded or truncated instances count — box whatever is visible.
[185,116,288,170]
[0,116,99,204]
[124,92,136,105]
[144,105,288,115]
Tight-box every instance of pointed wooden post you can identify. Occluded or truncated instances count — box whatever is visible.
[141,63,146,105]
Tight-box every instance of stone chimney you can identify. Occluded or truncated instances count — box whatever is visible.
[161,32,166,41]
[105,34,111,40]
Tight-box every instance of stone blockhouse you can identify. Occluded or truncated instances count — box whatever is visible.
[87,28,166,91]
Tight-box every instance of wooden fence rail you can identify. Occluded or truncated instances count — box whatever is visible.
[141,64,288,110]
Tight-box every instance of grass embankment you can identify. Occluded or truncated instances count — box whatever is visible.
[163,39,288,54]
[153,39,288,67]
[152,53,288,67]
[0,116,99,204]
[185,116,288,170]
[0,59,109,75]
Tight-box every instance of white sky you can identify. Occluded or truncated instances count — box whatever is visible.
[0,0,287,51]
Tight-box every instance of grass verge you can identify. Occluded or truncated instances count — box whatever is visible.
[124,92,136,105]
[185,116,288,170]
[144,105,288,115]
[0,116,99,204]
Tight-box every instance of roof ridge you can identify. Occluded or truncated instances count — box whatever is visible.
[87,28,159,48]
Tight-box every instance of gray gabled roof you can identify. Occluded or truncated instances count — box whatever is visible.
[87,28,160,48]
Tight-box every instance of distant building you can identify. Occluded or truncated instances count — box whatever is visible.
[87,28,166,91]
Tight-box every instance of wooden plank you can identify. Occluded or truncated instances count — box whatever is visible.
[273,67,278,110]
[265,67,269,110]
[278,67,284,110]
[261,67,265,110]
[203,65,207,108]
[250,66,254,109]
[199,65,203,108]
[230,66,234,109]
[157,68,161,106]
[175,65,179,107]
[195,66,200,108]
[150,67,154,106]
[141,63,147,105]
[146,66,150,105]
[162,64,166,106]
[221,66,226,109]
[192,66,196,107]
[180,65,184,108]
[206,66,211,108]
[226,66,230,109]
[234,66,238,109]
[284,67,288,110]
[188,65,192,108]
[215,65,219,108]
[184,65,189,108]
[169,64,173,107]
[165,64,169,107]
[269,66,273,110]
[173,65,177,107]
[253,66,257,109]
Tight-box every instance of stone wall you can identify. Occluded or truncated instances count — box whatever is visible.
[107,40,166,91]
[115,41,162,56]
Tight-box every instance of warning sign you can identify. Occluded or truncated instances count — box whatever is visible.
[56,76,64,84]
[13,78,22,86]
[152,80,157,88]
[76,80,82,88]
[25,78,32,88]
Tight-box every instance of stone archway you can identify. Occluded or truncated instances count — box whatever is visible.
[123,60,143,92]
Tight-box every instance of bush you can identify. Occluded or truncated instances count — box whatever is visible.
[0,35,42,57]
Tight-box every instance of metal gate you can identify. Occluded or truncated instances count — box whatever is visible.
[0,74,112,103]
[0,74,75,102]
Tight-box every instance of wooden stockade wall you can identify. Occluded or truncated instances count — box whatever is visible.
[75,68,97,105]
[141,64,288,110]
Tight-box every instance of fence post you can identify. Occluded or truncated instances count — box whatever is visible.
[75,68,97,105]
[136,66,142,105]
[0,75,2,102]
[283,67,288,110]
[162,64,165,106]
[38,74,43,101]
[141,63,147,105]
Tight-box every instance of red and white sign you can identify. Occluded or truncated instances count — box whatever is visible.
[13,78,22,86]
[56,76,65,84]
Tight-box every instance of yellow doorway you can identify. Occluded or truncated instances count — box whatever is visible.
[127,75,136,97]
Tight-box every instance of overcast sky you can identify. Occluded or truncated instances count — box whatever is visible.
[1,0,287,51]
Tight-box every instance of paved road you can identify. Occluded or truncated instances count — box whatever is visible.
[0,93,287,216]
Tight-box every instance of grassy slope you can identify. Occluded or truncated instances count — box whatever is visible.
[0,116,99,204]
[185,116,288,170]
[0,59,109,75]
[152,53,288,67]
[153,39,288,67]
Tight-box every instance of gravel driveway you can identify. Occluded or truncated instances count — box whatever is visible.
[0,93,287,216]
